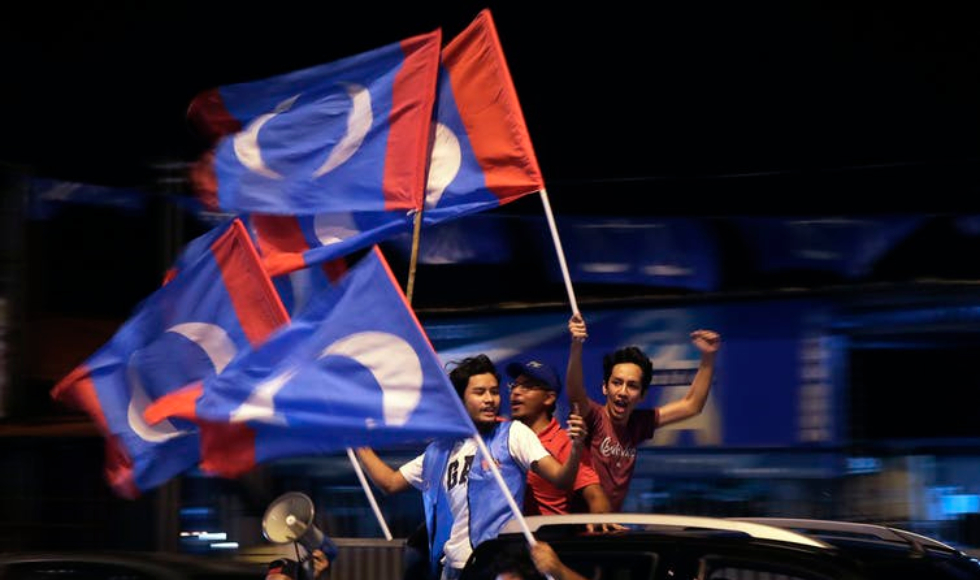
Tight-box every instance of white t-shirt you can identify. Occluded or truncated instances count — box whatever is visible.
[399,421,550,570]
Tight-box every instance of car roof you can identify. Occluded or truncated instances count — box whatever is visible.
[500,513,832,548]
[732,517,961,552]
[481,514,980,580]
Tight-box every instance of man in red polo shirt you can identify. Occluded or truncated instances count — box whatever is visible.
[507,358,611,517]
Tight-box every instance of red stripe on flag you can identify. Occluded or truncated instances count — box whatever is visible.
[188,150,220,212]
[250,214,312,277]
[144,381,204,424]
[51,365,110,432]
[199,422,257,478]
[383,29,442,211]
[186,88,242,144]
[50,365,140,498]
[321,256,350,283]
[210,220,290,345]
[443,10,544,201]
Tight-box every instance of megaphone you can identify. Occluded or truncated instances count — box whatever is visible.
[262,492,326,552]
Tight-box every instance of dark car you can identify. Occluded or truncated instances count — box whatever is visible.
[0,551,264,580]
[461,513,980,580]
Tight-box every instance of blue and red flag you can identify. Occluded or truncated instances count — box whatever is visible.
[188,11,543,277]
[421,8,545,226]
[268,251,353,318]
[187,29,441,215]
[50,218,289,497]
[145,246,475,477]
[245,211,410,277]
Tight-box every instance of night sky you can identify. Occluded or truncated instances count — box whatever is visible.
[2,2,979,214]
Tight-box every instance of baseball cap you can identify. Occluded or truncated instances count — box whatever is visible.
[506,359,562,393]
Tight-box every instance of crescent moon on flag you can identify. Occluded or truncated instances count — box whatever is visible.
[311,82,372,178]
[227,331,422,426]
[228,367,297,424]
[126,322,237,443]
[314,211,360,246]
[322,331,423,427]
[424,122,462,209]
[233,94,300,179]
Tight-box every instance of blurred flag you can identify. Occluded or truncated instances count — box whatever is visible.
[28,177,147,220]
[246,212,411,277]
[189,10,544,277]
[731,216,925,279]
[422,8,544,226]
[145,247,475,477]
[50,218,289,496]
[187,29,441,215]
[269,253,353,318]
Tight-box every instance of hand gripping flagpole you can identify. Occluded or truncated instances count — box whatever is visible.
[538,189,579,315]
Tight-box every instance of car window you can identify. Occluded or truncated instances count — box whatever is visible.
[0,562,155,580]
[707,568,818,580]
[702,559,838,580]
[560,551,657,580]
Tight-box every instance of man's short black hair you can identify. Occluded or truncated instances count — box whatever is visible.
[447,354,499,398]
[603,346,653,392]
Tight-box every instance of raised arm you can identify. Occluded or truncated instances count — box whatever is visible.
[353,447,412,495]
[657,329,721,426]
[530,409,586,490]
[565,313,593,419]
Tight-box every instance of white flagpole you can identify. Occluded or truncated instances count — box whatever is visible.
[347,210,423,542]
[537,188,578,314]
[347,447,394,541]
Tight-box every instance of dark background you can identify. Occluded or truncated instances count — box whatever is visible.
[1,2,979,214]
[5,1,980,418]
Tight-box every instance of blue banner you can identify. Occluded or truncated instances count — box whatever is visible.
[424,298,839,448]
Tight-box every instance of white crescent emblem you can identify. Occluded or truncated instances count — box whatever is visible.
[425,122,462,210]
[227,331,423,427]
[233,95,299,179]
[229,368,297,424]
[314,212,360,246]
[311,83,372,178]
[323,331,423,426]
[126,322,237,443]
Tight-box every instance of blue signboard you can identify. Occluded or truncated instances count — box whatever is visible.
[422,298,839,448]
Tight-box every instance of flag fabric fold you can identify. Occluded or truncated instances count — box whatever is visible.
[189,29,442,215]
[246,211,412,277]
[145,246,475,477]
[50,218,289,496]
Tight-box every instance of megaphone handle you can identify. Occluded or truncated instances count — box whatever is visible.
[293,543,315,580]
